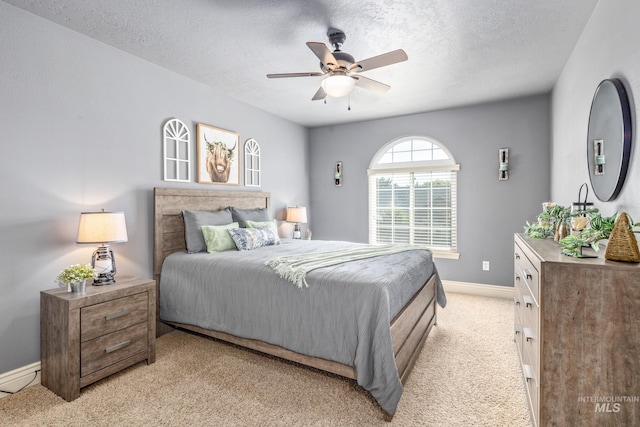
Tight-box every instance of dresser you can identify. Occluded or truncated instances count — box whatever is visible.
[513,234,640,426]
[41,276,156,401]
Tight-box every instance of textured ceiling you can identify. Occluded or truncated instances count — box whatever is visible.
[4,0,599,127]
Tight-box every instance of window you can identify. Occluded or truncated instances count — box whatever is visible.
[368,136,460,259]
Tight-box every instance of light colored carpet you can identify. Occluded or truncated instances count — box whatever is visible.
[0,293,531,426]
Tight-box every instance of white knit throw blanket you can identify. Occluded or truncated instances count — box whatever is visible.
[265,245,423,289]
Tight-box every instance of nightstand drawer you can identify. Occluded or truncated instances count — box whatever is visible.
[81,322,148,377]
[81,293,148,342]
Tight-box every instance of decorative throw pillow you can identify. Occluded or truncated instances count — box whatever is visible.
[228,227,281,251]
[201,222,239,253]
[230,207,270,228]
[183,209,233,253]
[245,219,278,234]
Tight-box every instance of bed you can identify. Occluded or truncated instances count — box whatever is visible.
[153,187,445,420]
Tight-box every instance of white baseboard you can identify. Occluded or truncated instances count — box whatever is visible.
[442,280,514,299]
[0,362,41,399]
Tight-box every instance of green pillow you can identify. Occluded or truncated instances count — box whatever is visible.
[245,219,278,234]
[200,222,239,253]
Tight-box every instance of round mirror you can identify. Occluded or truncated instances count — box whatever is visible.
[586,78,632,201]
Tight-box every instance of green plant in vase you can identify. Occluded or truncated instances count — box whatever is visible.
[525,203,569,239]
[560,212,638,257]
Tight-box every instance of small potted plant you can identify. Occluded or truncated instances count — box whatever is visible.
[56,264,97,293]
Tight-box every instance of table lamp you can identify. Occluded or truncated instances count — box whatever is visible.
[286,206,307,239]
[76,210,128,285]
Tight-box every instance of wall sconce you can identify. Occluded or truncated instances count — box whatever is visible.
[335,161,343,186]
[286,206,307,239]
[593,139,605,175]
[76,210,128,285]
[499,148,509,180]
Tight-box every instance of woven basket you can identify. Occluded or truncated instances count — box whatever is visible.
[604,212,640,263]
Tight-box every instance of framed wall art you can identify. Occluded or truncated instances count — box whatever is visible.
[162,118,191,182]
[196,123,240,185]
[244,138,261,187]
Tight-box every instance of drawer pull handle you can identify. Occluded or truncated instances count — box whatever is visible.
[514,324,520,334]
[523,295,533,308]
[522,364,533,382]
[523,327,534,342]
[515,253,520,260]
[515,274,520,281]
[524,269,533,280]
[105,309,132,321]
[514,296,521,306]
[105,340,131,354]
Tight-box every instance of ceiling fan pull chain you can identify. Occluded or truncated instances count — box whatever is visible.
[348,94,351,111]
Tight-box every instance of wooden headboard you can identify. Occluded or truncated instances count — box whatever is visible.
[153,187,270,281]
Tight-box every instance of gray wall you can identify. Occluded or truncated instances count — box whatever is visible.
[309,95,550,286]
[551,0,640,222]
[0,3,309,374]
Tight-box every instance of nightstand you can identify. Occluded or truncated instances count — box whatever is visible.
[40,276,156,401]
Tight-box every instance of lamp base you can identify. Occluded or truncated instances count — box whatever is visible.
[293,223,301,239]
[91,245,118,285]
[93,275,116,286]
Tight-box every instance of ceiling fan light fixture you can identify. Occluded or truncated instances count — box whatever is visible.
[320,74,355,98]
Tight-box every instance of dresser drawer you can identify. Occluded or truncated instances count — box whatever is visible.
[521,360,539,427]
[81,322,148,377]
[514,242,539,305]
[514,315,523,359]
[81,293,148,342]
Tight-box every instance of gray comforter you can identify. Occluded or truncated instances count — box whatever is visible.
[159,239,445,415]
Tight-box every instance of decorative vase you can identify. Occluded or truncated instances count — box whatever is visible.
[68,280,87,294]
[554,223,569,242]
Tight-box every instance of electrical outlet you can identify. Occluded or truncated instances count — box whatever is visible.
[482,261,490,271]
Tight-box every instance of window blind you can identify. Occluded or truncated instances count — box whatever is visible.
[368,168,457,252]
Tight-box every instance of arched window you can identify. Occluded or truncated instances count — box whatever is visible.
[368,136,460,258]
[163,118,191,182]
[244,138,261,187]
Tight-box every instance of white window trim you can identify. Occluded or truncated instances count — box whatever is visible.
[368,136,460,259]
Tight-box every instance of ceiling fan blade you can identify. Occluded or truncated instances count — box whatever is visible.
[306,42,339,70]
[311,86,327,101]
[267,72,324,78]
[352,75,390,93]
[349,49,408,73]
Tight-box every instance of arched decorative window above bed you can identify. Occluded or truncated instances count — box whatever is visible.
[244,138,261,187]
[368,136,460,259]
[163,118,191,182]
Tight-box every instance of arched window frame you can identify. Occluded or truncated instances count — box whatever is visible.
[368,136,460,259]
[244,138,261,187]
[163,118,191,182]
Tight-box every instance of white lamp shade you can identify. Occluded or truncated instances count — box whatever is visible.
[286,206,307,224]
[321,75,355,98]
[77,211,128,243]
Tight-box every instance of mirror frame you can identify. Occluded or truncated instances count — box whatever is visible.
[586,78,633,202]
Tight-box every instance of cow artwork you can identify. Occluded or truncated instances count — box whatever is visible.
[205,137,236,183]
[196,123,240,185]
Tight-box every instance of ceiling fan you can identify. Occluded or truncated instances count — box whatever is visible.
[267,28,408,101]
